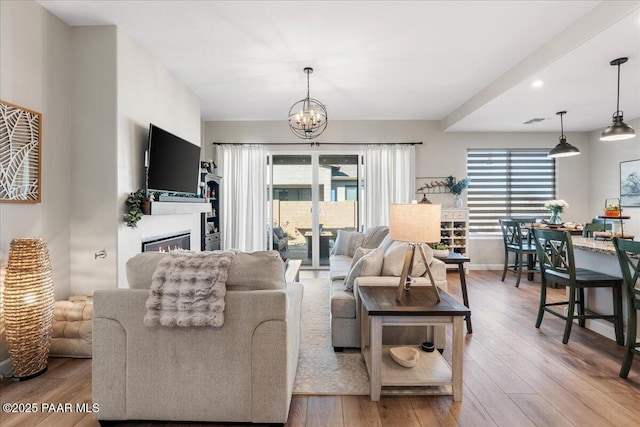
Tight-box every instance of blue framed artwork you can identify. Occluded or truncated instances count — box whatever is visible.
[620,159,640,207]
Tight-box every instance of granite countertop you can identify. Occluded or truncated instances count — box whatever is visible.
[571,236,616,256]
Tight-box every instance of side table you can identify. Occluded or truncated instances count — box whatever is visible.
[437,252,472,333]
[358,286,470,401]
[285,259,301,283]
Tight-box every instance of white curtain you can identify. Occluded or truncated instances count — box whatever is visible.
[364,144,415,227]
[217,145,266,252]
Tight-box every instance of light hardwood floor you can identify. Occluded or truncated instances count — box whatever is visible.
[1,270,638,426]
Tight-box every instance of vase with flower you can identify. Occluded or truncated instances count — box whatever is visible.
[544,199,569,224]
[447,176,471,208]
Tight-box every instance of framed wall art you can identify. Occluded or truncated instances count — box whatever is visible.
[0,100,42,203]
[620,159,640,208]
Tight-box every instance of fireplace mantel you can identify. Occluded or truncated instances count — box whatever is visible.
[141,201,211,215]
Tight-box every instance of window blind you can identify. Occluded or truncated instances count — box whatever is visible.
[467,149,556,236]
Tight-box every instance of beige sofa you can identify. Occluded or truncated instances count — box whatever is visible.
[92,251,303,424]
[330,227,448,350]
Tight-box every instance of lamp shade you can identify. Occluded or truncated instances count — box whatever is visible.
[390,203,441,243]
[600,115,636,141]
[548,138,580,158]
[3,238,54,379]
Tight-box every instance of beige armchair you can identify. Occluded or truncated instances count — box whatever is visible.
[92,251,303,424]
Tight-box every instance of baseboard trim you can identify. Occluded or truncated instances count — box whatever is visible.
[468,264,504,270]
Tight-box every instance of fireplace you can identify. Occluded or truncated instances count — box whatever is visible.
[142,231,191,253]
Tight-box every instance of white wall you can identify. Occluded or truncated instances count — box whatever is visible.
[589,117,640,238]
[203,120,593,267]
[69,26,118,296]
[0,0,72,373]
[116,30,202,289]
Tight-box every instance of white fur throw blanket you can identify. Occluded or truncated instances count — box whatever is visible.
[144,251,235,327]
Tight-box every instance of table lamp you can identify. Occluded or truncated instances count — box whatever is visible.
[390,203,442,302]
[3,238,55,380]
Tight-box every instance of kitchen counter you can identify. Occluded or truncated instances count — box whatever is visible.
[572,236,616,256]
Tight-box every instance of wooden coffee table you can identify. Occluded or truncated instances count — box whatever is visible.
[358,286,470,401]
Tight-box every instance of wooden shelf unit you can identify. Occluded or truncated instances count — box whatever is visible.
[440,209,468,256]
[201,174,222,251]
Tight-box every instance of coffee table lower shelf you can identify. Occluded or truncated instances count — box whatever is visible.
[363,345,453,396]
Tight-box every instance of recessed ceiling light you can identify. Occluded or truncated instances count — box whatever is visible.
[531,80,544,88]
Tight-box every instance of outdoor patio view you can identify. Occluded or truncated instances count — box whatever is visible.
[271,155,360,266]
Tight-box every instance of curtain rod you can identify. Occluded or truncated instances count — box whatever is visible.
[211,141,422,146]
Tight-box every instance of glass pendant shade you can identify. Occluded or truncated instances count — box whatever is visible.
[288,67,328,140]
[548,111,580,158]
[601,57,636,142]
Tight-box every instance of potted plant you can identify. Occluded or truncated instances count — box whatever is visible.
[430,242,449,258]
[604,202,621,217]
[124,189,146,228]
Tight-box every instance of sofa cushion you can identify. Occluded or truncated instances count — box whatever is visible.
[344,247,384,291]
[378,234,394,253]
[226,250,285,290]
[331,280,356,318]
[350,247,374,269]
[382,242,433,277]
[347,232,365,257]
[126,252,168,289]
[361,226,389,249]
[329,255,352,281]
[126,250,285,291]
[332,230,355,255]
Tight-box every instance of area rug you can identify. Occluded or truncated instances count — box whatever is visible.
[293,278,370,395]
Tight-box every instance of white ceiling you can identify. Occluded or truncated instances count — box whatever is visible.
[37,1,640,132]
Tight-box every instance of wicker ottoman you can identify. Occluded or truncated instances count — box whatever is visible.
[50,296,93,358]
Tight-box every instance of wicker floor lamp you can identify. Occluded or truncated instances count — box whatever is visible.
[3,238,55,380]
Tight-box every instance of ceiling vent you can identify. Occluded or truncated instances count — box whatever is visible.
[523,117,547,125]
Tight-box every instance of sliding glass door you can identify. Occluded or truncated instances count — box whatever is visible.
[269,153,362,267]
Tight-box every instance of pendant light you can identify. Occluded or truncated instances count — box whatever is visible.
[288,67,328,140]
[600,57,635,141]
[548,111,580,158]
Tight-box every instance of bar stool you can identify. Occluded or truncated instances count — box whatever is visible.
[612,237,640,378]
[582,222,612,238]
[532,229,624,345]
[499,219,538,287]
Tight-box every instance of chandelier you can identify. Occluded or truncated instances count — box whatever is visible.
[288,67,328,140]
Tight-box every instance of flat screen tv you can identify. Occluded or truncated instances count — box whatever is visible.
[146,124,201,195]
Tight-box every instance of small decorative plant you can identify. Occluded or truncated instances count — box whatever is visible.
[124,189,146,228]
[429,242,449,257]
[544,199,569,224]
[605,202,621,217]
[544,199,569,213]
[446,176,471,196]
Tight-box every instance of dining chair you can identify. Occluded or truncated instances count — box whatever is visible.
[582,222,612,238]
[499,219,538,287]
[532,229,624,345]
[612,237,640,378]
